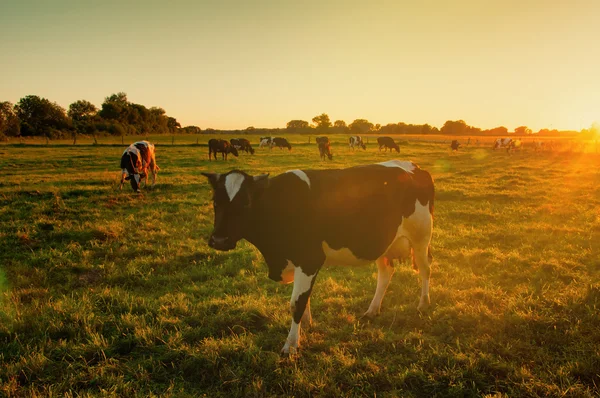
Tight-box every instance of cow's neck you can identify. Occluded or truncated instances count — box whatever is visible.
[241,187,276,253]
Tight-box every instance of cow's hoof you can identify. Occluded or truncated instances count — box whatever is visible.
[417,302,430,313]
[361,310,379,320]
[136,189,141,194]
[280,346,298,356]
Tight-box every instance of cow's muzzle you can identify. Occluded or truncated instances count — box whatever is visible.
[208,235,236,251]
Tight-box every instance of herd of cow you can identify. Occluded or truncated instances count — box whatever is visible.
[204,135,403,162]
[116,134,575,354]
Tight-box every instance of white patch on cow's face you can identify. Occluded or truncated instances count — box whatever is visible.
[378,160,416,173]
[224,172,246,201]
[133,174,141,184]
[322,241,370,266]
[287,169,311,188]
[122,168,129,176]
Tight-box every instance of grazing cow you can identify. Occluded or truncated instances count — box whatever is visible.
[202,160,434,354]
[230,138,255,154]
[119,141,159,192]
[349,136,366,150]
[259,137,274,149]
[208,138,239,161]
[377,136,400,153]
[533,141,545,151]
[272,137,292,150]
[316,136,333,160]
[508,139,522,153]
[450,140,461,151]
[493,138,512,150]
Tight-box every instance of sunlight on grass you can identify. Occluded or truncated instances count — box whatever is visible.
[0,137,599,396]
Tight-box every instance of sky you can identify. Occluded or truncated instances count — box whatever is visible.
[1,0,599,131]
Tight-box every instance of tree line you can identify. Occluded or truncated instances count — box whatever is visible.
[1,94,594,141]
[0,92,185,143]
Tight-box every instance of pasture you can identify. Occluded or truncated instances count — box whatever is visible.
[0,136,599,397]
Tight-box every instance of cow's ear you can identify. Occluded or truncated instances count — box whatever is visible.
[201,172,220,189]
[252,173,270,191]
[253,173,269,183]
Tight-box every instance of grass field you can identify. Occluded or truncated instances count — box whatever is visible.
[1,136,599,397]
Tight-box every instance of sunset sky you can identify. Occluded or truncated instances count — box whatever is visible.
[1,0,598,131]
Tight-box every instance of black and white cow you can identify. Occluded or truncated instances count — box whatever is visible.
[230,138,255,154]
[259,137,274,149]
[316,136,333,160]
[349,136,366,150]
[202,160,434,354]
[119,141,159,192]
[209,138,239,161]
[493,138,512,150]
[272,137,292,150]
[508,139,522,153]
[377,136,400,153]
[450,140,461,151]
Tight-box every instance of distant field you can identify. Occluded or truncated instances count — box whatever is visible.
[2,132,597,150]
[0,139,599,396]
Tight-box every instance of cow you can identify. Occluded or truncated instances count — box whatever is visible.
[230,138,255,154]
[201,160,434,354]
[259,137,274,149]
[272,137,292,150]
[533,141,545,151]
[119,140,159,193]
[508,139,522,153]
[493,138,512,150]
[208,138,239,161]
[349,136,366,150]
[450,140,461,151]
[316,136,333,160]
[377,136,400,153]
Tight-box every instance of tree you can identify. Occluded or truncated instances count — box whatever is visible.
[440,120,481,136]
[68,100,97,121]
[0,102,21,138]
[333,120,346,128]
[167,117,181,132]
[349,119,374,134]
[286,120,310,133]
[482,126,508,135]
[514,126,532,135]
[312,113,331,131]
[15,95,70,137]
[68,100,98,144]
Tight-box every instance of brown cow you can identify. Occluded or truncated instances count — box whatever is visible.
[209,139,239,161]
[316,136,333,160]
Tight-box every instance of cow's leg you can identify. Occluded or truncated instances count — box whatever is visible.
[414,244,432,311]
[302,297,312,326]
[119,173,126,190]
[209,149,212,161]
[282,267,318,355]
[149,156,157,187]
[364,256,394,318]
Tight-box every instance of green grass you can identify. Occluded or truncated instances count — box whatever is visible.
[1,136,599,397]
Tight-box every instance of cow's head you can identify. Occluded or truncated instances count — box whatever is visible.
[201,171,269,251]
[228,145,239,157]
[360,142,366,150]
[123,153,143,192]
[249,146,255,155]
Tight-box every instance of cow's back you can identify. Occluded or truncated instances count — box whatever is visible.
[259,162,433,261]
